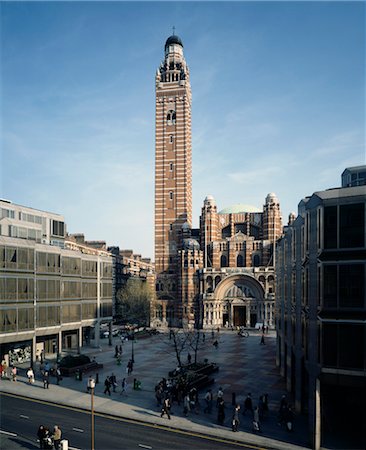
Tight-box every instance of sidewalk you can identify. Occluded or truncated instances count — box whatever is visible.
[1,330,312,450]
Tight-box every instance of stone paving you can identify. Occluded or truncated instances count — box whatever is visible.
[1,329,313,450]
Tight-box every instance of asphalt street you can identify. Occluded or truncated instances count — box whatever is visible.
[0,393,271,450]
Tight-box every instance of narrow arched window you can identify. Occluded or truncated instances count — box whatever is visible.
[167,110,176,125]
[220,255,227,267]
[169,191,173,200]
[237,255,244,267]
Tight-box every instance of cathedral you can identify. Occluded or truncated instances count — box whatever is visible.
[152,34,282,329]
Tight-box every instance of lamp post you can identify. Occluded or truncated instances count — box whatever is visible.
[90,378,95,450]
[131,331,135,364]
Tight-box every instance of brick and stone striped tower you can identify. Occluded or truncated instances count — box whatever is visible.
[154,34,192,325]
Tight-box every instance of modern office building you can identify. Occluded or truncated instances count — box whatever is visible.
[0,200,113,367]
[153,35,282,329]
[275,172,366,449]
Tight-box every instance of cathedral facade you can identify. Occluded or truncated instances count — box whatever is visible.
[153,35,282,329]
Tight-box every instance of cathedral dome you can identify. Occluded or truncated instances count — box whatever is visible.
[218,204,261,215]
[266,192,278,203]
[165,35,184,50]
[182,238,200,251]
[204,195,216,206]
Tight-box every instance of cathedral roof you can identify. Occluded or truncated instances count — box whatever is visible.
[165,35,184,49]
[218,204,261,215]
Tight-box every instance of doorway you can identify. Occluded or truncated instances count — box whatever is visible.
[233,306,246,326]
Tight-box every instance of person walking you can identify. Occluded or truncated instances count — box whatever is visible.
[253,406,261,432]
[187,353,192,364]
[260,333,265,345]
[204,389,213,414]
[37,425,47,449]
[217,398,225,425]
[183,392,190,416]
[120,378,128,396]
[43,371,49,389]
[55,367,62,385]
[216,387,224,407]
[232,404,240,432]
[52,425,62,450]
[27,367,35,384]
[160,396,171,419]
[110,373,117,392]
[104,376,111,396]
[11,365,17,382]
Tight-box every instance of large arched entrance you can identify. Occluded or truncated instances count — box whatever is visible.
[202,274,265,328]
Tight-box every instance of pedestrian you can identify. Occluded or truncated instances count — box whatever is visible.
[55,367,62,385]
[40,350,44,364]
[260,333,265,345]
[119,344,122,354]
[160,396,171,419]
[216,387,224,406]
[104,376,111,396]
[278,395,288,425]
[232,404,240,432]
[110,373,117,392]
[253,406,261,432]
[2,361,8,379]
[52,425,62,450]
[204,389,213,414]
[43,371,49,389]
[37,425,47,449]
[284,405,295,431]
[213,339,219,349]
[11,365,17,382]
[120,378,127,396]
[126,359,133,375]
[243,393,253,416]
[187,353,192,364]
[183,392,190,416]
[217,398,225,425]
[27,367,35,384]
[114,345,119,358]
[202,332,205,342]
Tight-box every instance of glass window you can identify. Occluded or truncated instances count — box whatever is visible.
[324,206,337,249]
[339,264,364,308]
[340,203,364,248]
[323,265,337,307]
[0,309,17,332]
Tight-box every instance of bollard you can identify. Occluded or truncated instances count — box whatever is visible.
[60,439,68,450]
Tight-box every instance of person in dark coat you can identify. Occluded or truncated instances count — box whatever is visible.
[104,376,111,396]
[243,393,253,415]
[160,396,171,419]
[217,398,225,425]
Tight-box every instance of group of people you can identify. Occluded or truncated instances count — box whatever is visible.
[37,425,62,449]
[0,360,17,381]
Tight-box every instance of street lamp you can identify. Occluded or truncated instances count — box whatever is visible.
[131,331,135,364]
[90,378,95,450]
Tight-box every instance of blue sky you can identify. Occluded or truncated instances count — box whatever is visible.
[1,1,365,258]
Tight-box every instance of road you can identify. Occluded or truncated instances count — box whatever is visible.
[0,393,268,450]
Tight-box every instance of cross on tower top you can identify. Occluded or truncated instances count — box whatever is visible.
[172,26,176,35]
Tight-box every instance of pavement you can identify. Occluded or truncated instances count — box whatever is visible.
[0,329,313,450]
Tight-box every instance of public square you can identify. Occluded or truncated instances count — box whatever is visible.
[1,329,310,450]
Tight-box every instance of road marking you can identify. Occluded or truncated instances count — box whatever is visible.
[69,447,81,450]
[0,430,17,437]
[0,392,266,450]
[72,427,84,433]
[20,414,29,419]
[139,445,152,449]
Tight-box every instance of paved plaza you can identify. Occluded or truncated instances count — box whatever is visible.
[1,329,311,450]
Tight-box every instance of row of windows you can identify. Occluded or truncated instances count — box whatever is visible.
[0,302,113,333]
[0,278,111,301]
[323,264,365,308]
[0,208,15,219]
[322,323,365,370]
[19,211,43,224]
[0,246,112,277]
[9,225,42,242]
[324,203,364,249]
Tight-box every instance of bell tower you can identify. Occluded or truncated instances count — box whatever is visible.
[154,33,192,325]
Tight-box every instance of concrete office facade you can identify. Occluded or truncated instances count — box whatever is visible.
[275,178,366,449]
[0,200,113,366]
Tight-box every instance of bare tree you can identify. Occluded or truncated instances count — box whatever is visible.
[169,328,190,368]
